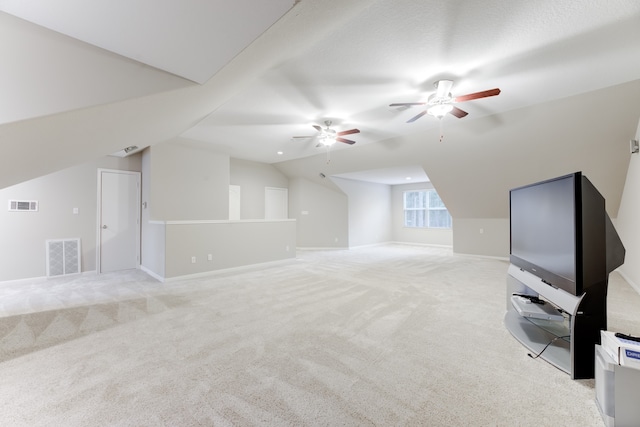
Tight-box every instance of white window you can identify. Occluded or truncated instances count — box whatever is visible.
[403,190,452,229]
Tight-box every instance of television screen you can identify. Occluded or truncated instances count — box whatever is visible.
[510,173,580,295]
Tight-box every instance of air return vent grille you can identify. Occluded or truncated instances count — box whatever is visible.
[8,200,38,212]
[46,238,81,277]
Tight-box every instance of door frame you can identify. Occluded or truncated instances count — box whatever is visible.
[265,186,288,220]
[96,168,141,274]
[229,184,241,220]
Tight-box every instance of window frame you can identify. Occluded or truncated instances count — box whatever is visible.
[403,189,452,229]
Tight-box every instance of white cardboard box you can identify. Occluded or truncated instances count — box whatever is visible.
[601,330,640,370]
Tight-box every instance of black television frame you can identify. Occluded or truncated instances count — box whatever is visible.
[507,171,625,378]
[509,171,607,297]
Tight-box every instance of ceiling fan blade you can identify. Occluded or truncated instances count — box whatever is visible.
[336,137,356,145]
[337,128,360,136]
[449,106,468,118]
[407,110,427,123]
[390,102,425,107]
[312,125,323,132]
[454,88,501,103]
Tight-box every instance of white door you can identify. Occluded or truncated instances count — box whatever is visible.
[98,170,140,273]
[265,187,288,219]
[229,185,241,220]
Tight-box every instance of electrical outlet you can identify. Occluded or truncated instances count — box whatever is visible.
[286,245,290,252]
[479,228,484,234]
[208,254,213,261]
[191,256,196,264]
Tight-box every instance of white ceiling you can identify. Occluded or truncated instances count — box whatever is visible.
[180,0,640,166]
[0,0,294,84]
[1,0,640,205]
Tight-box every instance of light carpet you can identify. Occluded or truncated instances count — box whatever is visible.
[1,244,638,426]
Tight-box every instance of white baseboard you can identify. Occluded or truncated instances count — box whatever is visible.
[0,275,47,287]
[617,269,640,296]
[140,265,165,283]
[455,253,510,262]
[297,242,454,251]
[160,258,297,283]
[296,247,348,251]
[0,270,97,287]
[348,241,393,250]
[390,241,454,249]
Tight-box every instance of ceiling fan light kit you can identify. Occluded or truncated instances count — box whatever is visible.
[390,79,501,123]
[427,103,454,119]
[292,79,498,150]
[294,120,360,148]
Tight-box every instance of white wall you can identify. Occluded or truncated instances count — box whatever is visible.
[0,155,141,281]
[452,218,509,257]
[332,177,391,247]
[229,158,289,219]
[289,177,348,248]
[615,118,640,292]
[162,220,296,279]
[140,144,297,280]
[148,139,230,221]
[391,182,453,247]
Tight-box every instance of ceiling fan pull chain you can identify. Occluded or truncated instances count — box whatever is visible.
[439,118,445,143]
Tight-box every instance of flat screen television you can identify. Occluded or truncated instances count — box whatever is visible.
[509,172,624,296]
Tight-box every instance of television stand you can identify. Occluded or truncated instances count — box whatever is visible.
[504,309,572,372]
[505,264,607,379]
[510,294,565,321]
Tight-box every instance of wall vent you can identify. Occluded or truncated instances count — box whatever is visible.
[46,238,81,277]
[8,200,38,212]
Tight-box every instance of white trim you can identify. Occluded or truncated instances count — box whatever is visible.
[0,270,97,287]
[140,265,165,283]
[97,168,141,274]
[454,253,510,262]
[265,186,288,220]
[617,269,640,296]
[390,241,454,249]
[161,258,296,283]
[348,242,394,250]
[295,247,349,251]
[0,275,48,286]
[149,219,296,225]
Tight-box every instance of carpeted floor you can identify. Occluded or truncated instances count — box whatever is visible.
[1,244,638,426]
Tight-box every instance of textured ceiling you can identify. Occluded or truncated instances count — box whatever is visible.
[0,0,294,84]
[1,0,640,214]
[181,0,640,166]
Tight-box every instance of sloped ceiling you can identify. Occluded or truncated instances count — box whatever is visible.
[1,0,640,218]
[0,0,294,84]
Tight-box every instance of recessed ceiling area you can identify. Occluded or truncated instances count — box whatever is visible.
[332,166,429,186]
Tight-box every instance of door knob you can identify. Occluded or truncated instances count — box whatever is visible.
[102,225,108,229]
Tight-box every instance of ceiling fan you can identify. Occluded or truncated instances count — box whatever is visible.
[293,120,360,147]
[390,80,501,123]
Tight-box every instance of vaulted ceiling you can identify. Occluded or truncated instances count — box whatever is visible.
[1,0,640,217]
